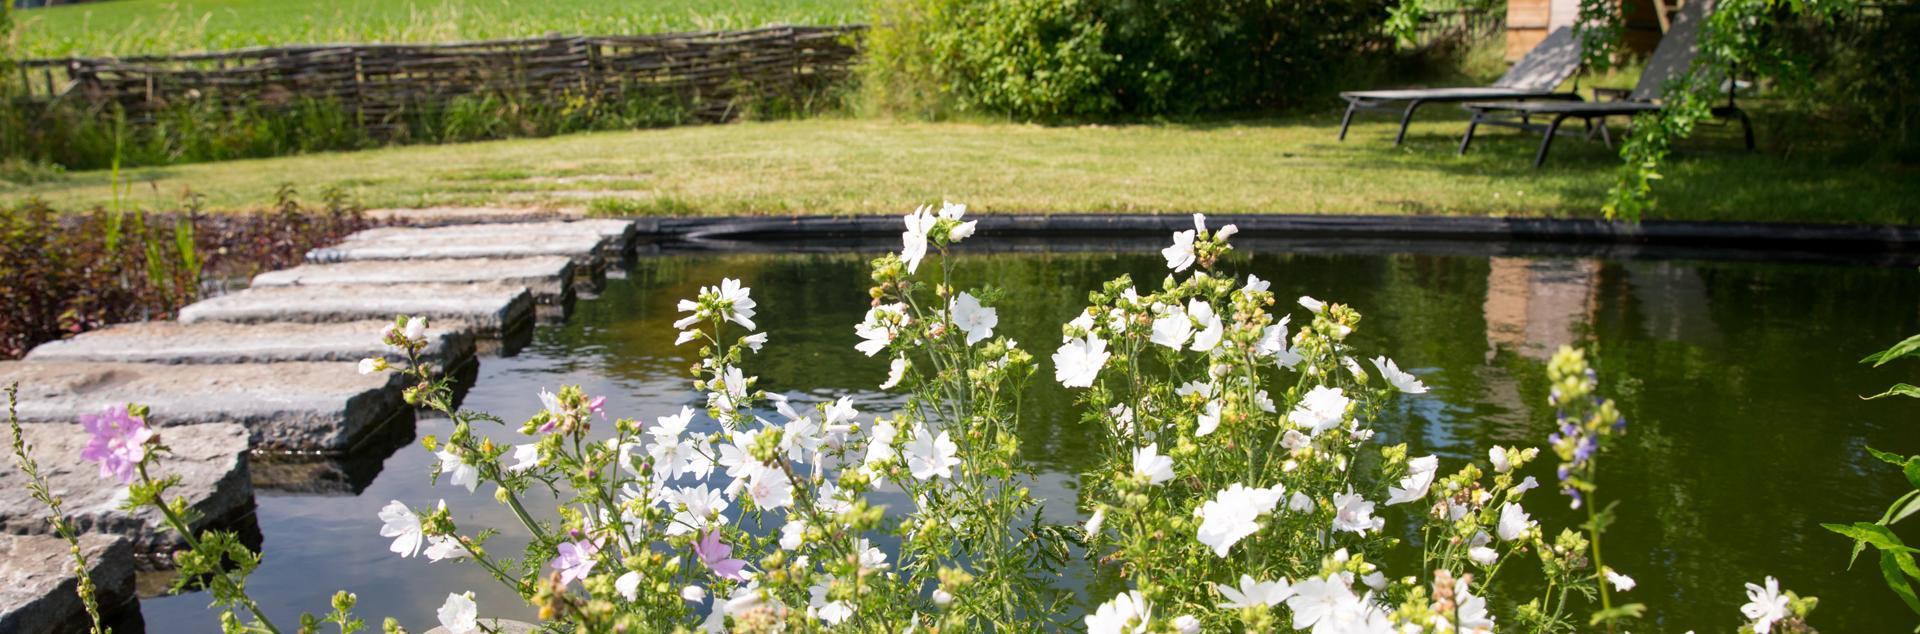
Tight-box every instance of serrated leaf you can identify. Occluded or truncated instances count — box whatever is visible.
[1865,384,1920,400]
[1871,447,1913,467]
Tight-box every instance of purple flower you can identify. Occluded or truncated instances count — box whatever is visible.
[587,396,607,418]
[549,538,601,586]
[694,529,749,581]
[78,406,154,485]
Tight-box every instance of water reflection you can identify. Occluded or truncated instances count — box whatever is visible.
[140,246,1919,633]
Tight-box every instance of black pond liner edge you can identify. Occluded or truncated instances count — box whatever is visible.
[623,214,1920,268]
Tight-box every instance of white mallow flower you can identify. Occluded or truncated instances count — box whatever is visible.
[1163,228,1197,272]
[779,518,810,549]
[1053,334,1111,388]
[1257,316,1305,369]
[675,330,700,346]
[1489,446,1512,473]
[1132,443,1175,485]
[1514,475,1541,495]
[1217,575,1294,609]
[681,585,706,603]
[940,200,977,241]
[1469,546,1498,566]
[436,592,479,634]
[1195,483,1286,557]
[1285,575,1362,632]
[1287,386,1351,436]
[906,424,961,480]
[881,356,909,389]
[933,588,954,607]
[1150,305,1193,350]
[1289,491,1314,513]
[950,292,998,346]
[715,278,757,330]
[378,500,424,558]
[663,484,730,536]
[1085,590,1151,634]
[1281,429,1311,450]
[1606,569,1637,592]
[1497,502,1535,541]
[1331,489,1384,535]
[1370,356,1429,394]
[854,303,910,357]
[1454,579,1496,633]
[1298,295,1327,313]
[809,579,855,625]
[1188,300,1224,352]
[507,442,540,472]
[1085,507,1106,537]
[615,570,642,601]
[1742,576,1790,633]
[1386,455,1439,505]
[1195,401,1223,437]
[357,358,380,375]
[901,205,938,273]
[437,448,479,493]
[1243,274,1271,294]
[740,332,768,352]
[708,365,749,413]
[424,535,468,562]
[744,464,794,509]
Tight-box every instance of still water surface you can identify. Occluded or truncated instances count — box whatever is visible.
[143,244,1919,631]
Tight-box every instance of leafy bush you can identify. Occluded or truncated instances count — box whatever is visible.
[863,0,1395,119]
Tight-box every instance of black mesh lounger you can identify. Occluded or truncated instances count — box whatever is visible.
[1338,27,1584,146]
[1457,0,1753,167]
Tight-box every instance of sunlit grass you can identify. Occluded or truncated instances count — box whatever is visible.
[6,114,1911,225]
[11,0,865,58]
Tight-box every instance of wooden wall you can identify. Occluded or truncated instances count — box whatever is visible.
[1506,0,1673,61]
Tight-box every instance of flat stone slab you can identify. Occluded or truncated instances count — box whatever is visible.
[0,533,137,634]
[24,320,475,369]
[252,257,575,305]
[178,282,534,338]
[366,206,579,227]
[0,362,405,453]
[309,219,633,265]
[1,423,251,553]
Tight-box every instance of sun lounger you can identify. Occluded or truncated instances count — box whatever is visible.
[1338,26,1585,146]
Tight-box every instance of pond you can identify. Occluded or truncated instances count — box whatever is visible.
[140,241,1919,632]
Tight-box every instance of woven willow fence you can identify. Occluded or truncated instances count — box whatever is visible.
[12,25,864,132]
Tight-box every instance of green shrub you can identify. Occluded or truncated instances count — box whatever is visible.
[862,0,1395,119]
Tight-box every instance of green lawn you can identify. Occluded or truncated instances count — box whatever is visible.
[10,0,865,58]
[4,113,1912,224]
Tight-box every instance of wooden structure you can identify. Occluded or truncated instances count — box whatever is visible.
[11,25,864,132]
[1505,0,1683,60]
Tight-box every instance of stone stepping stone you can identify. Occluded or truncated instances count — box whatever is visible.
[0,533,137,633]
[24,320,475,369]
[308,219,634,268]
[1,423,251,555]
[178,282,534,338]
[252,256,576,305]
[0,362,405,453]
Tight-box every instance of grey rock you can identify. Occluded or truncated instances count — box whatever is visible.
[24,320,475,369]
[366,206,579,227]
[252,257,576,305]
[0,423,251,554]
[307,220,632,268]
[0,362,406,453]
[178,283,534,338]
[0,533,138,634]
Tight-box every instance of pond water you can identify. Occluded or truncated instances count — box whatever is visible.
[141,242,1920,632]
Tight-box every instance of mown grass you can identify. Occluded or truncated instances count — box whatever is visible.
[10,0,865,58]
[5,113,1913,225]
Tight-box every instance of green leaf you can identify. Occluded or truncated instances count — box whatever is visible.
[1863,334,1920,367]
[1882,551,1920,617]
[1865,384,1920,400]
[1588,603,1648,625]
[1870,446,1913,468]
[1895,494,1920,526]
[1824,521,1920,569]
[1863,447,1920,489]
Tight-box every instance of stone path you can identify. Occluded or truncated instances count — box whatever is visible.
[3,216,636,628]
[0,534,137,634]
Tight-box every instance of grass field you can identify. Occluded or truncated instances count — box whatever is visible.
[9,0,865,58]
[5,113,1912,225]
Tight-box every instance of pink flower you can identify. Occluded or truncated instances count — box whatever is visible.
[695,529,749,581]
[549,538,601,586]
[78,406,154,485]
[587,396,608,418]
